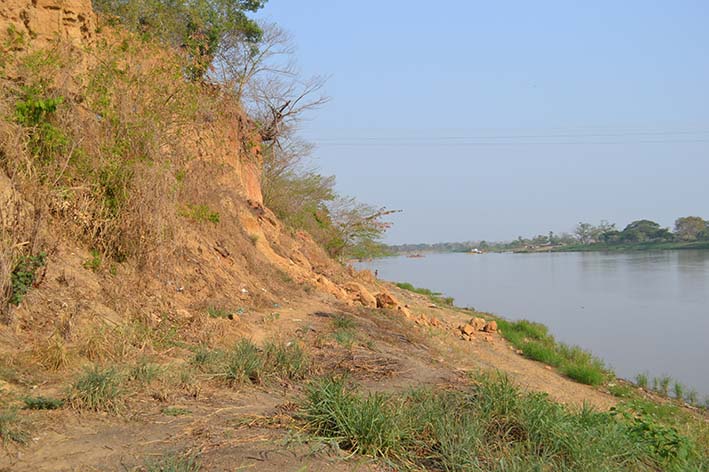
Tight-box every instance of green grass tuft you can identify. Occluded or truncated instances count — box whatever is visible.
[0,409,29,444]
[143,452,200,472]
[68,365,123,412]
[224,339,263,385]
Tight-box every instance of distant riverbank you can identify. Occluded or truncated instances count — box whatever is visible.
[547,240,709,253]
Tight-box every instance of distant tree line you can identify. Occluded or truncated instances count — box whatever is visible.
[387,216,709,254]
[572,216,709,245]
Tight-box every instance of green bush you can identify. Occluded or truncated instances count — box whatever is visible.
[10,252,47,306]
[23,396,64,410]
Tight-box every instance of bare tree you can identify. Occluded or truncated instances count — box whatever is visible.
[213,21,329,144]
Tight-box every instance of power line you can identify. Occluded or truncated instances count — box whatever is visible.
[313,129,709,142]
[311,139,709,147]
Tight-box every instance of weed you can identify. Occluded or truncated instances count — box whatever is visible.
[521,341,563,366]
[332,315,355,331]
[129,358,162,384]
[68,366,122,412]
[636,372,649,389]
[179,204,219,224]
[607,383,635,399]
[23,396,64,410]
[206,306,232,319]
[223,339,263,385]
[190,346,222,371]
[142,452,200,472]
[34,336,71,371]
[83,250,102,271]
[263,341,310,381]
[331,315,357,348]
[685,390,698,406]
[0,409,28,445]
[162,407,192,416]
[658,376,671,397]
[672,382,684,401]
[10,252,46,306]
[562,363,606,386]
[248,233,259,245]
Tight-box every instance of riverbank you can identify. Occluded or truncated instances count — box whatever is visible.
[554,240,709,252]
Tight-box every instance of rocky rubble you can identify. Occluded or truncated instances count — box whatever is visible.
[458,317,498,341]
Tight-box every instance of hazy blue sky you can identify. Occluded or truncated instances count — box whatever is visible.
[257,1,709,243]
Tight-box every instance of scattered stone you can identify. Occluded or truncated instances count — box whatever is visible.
[483,320,498,333]
[375,291,398,309]
[461,324,475,336]
[343,282,377,308]
[470,317,487,331]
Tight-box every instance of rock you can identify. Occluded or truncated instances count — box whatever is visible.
[470,317,487,331]
[375,291,399,309]
[461,324,475,336]
[429,317,441,327]
[482,320,498,333]
[342,282,377,308]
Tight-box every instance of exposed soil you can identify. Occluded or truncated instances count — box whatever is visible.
[1,283,618,471]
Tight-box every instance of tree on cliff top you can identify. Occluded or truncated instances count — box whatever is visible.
[92,0,267,78]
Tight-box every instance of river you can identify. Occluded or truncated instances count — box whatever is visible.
[357,250,709,397]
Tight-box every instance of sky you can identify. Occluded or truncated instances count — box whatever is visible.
[256,1,709,244]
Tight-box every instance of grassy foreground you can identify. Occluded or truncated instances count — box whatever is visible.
[300,374,708,471]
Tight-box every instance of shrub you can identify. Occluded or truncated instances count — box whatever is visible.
[68,366,122,412]
[10,252,46,306]
[23,396,64,410]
